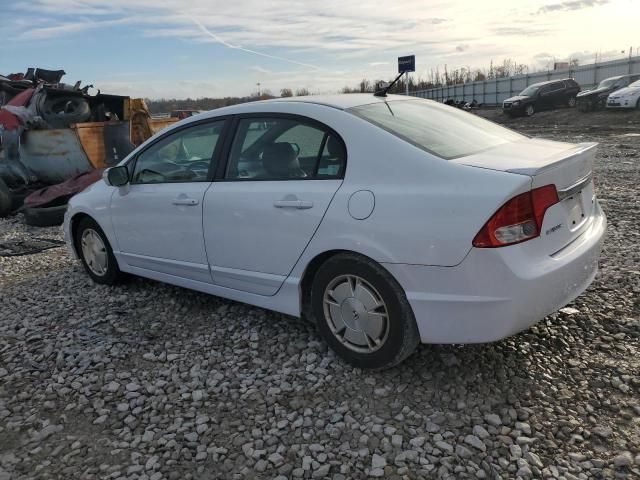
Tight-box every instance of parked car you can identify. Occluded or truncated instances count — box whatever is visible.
[606,79,640,109]
[503,79,581,116]
[577,75,640,111]
[170,110,202,120]
[64,94,606,369]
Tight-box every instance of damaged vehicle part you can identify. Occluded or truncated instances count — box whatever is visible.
[0,237,65,257]
[22,169,105,226]
[0,67,178,220]
[34,92,91,128]
[23,204,68,227]
[0,177,10,217]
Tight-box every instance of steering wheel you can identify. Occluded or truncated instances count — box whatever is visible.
[137,168,167,182]
[186,160,211,171]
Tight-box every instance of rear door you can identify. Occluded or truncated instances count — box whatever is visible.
[537,84,554,109]
[203,115,347,295]
[548,81,566,107]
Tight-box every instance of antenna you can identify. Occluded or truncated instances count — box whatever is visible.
[374,72,405,97]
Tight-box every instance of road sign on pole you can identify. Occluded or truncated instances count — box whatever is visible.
[398,55,415,95]
[398,55,415,73]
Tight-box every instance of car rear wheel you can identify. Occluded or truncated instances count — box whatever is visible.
[567,96,577,107]
[310,253,420,369]
[525,104,535,116]
[75,217,122,285]
[636,98,640,109]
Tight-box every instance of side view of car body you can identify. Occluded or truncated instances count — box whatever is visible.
[64,94,606,369]
[606,79,640,109]
[503,78,581,116]
[577,74,640,111]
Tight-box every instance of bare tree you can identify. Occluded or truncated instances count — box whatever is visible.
[280,88,293,97]
[295,88,310,96]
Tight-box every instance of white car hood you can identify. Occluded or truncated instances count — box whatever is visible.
[609,86,640,98]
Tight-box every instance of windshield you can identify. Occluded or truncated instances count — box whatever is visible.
[519,85,541,96]
[349,99,524,159]
[598,77,620,89]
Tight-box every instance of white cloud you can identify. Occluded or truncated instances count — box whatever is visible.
[5,0,639,97]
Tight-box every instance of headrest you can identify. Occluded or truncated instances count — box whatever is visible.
[327,136,344,157]
[262,142,299,177]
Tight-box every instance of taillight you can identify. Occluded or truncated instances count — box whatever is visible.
[473,185,559,248]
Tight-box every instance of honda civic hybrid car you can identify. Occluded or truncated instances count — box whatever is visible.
[64,94,606,369]
[606,79,640,109]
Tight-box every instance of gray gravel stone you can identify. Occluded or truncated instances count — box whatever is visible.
[612,451,633,468]
[0,124,638,479]
[371,453,386,469]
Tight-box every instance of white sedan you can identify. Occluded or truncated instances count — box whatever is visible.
[606,79,640,109]
[64,94,606,369]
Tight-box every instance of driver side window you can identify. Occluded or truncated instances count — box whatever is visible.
[132,121,224,184]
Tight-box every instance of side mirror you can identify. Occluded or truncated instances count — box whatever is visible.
[104,165,129,187]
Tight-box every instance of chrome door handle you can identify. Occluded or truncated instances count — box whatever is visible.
[172,197,199,206]
[274,200,313,209]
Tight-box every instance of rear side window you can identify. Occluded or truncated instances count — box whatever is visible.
[349,100,524,159]
[225,117,346,180]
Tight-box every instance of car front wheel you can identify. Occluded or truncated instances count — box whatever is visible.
[310,253,420,369]
[525,104,535,116]
[75,217,122,285]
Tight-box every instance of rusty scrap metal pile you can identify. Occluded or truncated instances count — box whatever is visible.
[0,67,171,226]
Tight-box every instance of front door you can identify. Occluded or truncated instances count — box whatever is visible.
[111,119,226,283]
[203,115,347,295]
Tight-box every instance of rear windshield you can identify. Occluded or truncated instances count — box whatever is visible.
[348,99,524,159]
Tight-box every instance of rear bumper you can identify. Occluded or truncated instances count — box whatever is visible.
[384,202,606,344]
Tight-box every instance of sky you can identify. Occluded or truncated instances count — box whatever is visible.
[1,0,639,99]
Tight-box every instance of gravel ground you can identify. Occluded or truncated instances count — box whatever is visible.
[0,115,639,480]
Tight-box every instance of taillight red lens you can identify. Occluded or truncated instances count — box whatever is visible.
[473,185,559,248]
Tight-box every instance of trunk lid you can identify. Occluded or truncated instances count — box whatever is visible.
[454,138,598,254]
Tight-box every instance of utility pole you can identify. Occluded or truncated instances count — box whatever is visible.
[256,82,261,97]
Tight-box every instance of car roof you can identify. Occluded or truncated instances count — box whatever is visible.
[528,78,574,87]
[155,93,421,135]
[262,93,415,110]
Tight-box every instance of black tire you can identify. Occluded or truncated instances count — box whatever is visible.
[567,96,577,108]
[0,178,13,218]
[36,94,91,128]
[524,104,535,117]
[310,253,420,370]
[23,204,67,227]
[9,186,30,212]
[74,217,122,285]
[637,98,640,109]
